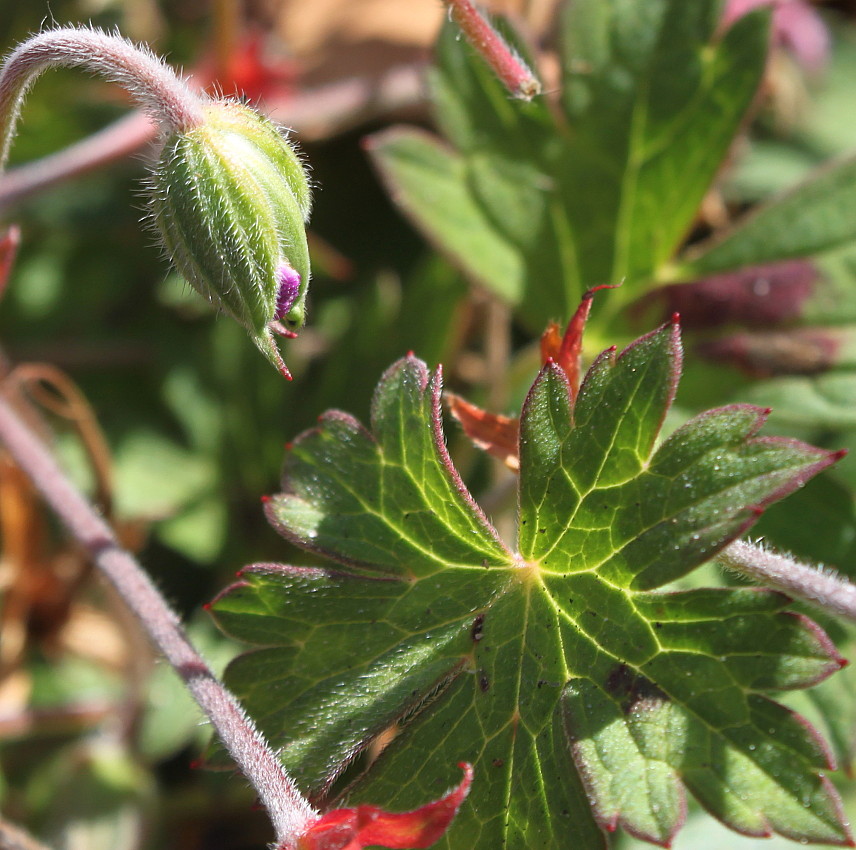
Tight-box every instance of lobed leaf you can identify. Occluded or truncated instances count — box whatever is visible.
[212,324,849,849]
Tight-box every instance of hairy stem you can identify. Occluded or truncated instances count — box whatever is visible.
[0,396,316,847]
[443,0,541,100]
[0,110,156,211]
[0,27,204,171]
[720,539,856,623]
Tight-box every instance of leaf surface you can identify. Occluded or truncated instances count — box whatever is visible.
[213,322,849,848]
[684,155,856,277]
[367,1,769,327]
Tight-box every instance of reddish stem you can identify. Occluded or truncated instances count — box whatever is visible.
[0,28,204,173]
[0,396,316,848]
[444,0,541,100]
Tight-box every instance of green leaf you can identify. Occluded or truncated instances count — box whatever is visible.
[212,325,849,849]
[556,0,769,292]
[367,1,769,327]
[739,373,856,431]
[111,430,226,561]
[366,128,526,304]
[684,155,856,276]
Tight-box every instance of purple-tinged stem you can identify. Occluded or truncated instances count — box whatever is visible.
[720,539,856,623]
[0,396,316,848]
[0,27,204,172]
[444,0,541,100]
[0,61,426,212]
[0,111,156,212]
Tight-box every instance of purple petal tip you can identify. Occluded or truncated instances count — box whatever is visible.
[275,263,301,319]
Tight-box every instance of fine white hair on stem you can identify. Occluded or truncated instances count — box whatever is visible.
[0,396,318,846]
[719,538,856,623]
[0,26,204,172]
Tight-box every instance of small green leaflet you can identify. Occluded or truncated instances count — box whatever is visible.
[212,320,850,849]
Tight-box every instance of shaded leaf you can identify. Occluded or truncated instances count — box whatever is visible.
[368,2,770,327]
[686,155,856,276]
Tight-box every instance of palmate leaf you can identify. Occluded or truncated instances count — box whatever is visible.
[211,321,851,849]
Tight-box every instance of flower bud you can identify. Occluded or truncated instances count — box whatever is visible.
[150,100,311,377]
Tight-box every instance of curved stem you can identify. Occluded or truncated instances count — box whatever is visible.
[0,27,204,172]
[720,539,856,623]
[0,396,317,847]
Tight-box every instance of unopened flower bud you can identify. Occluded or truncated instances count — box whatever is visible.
[150,100,311,377]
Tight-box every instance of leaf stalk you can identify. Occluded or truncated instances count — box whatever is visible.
[443,0,541,100]
[721,539,856,623]
[0,26,204,172]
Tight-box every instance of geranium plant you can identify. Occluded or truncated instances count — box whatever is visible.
[3,2,856,850]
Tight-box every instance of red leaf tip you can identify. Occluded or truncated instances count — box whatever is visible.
[587,282,622,296]
[202,602,212,611]
[297,763,472,850]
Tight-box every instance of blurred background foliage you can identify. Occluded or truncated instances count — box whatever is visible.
[6,0,856,849]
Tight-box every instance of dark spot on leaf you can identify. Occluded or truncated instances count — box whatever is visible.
[492,759,504,768]
[654,621,662,629]
[471,615,485,642]
[586,610,598,617]
[479,675,490,692]
[538,527,546,534]
[605,663,667,715]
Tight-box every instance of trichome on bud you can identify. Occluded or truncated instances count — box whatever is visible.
[149,100,312,378]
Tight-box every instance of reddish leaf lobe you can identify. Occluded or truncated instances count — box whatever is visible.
[446,393,519,471]
[451,286,615,470]
[297,764,472,850]
[541,284,618,398]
